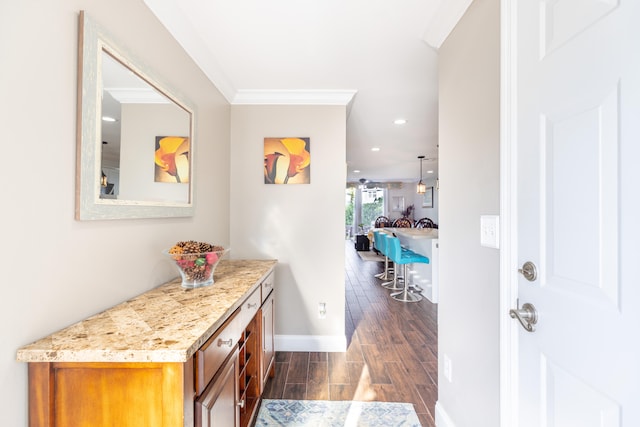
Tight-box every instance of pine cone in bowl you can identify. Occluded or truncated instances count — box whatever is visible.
[164,241,228,289]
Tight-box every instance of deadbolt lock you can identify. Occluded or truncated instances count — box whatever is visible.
[518,261,537,282]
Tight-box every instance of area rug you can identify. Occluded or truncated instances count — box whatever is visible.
[255,399,421,427]
[357,251,385,262]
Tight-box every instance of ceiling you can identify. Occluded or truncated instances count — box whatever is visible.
[143,0,472,184]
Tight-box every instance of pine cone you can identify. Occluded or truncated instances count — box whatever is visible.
[181,240,200,254]
[171,240,222,254]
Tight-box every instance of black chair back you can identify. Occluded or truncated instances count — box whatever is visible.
[374,216,391,228]
[392,217,413,228]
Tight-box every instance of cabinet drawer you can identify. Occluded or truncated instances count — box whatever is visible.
[195,308,241,396]
[240,288,261,330]
[261,272,274,303]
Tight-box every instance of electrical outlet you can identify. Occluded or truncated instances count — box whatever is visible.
[443,354,453,383]
[318,303,326,319]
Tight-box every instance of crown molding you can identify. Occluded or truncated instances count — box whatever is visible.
[232,89,357,108]
[143,0,237,102]
[144,0,359,111]
[422,0,473,49]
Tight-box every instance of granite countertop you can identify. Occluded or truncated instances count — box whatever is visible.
[16,259,277,364]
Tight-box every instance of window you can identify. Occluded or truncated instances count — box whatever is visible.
[360,188,385,230]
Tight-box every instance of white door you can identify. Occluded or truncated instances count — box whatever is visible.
[505,0,640,425]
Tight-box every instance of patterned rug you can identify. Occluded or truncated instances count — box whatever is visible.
[357,251,385,262]
[255,399,422,427]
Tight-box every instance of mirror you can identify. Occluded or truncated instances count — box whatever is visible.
[76,11,195,220]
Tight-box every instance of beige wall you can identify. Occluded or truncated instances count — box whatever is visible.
[0,1,229,425]
[437,0,501,425]
[120,104,191,202]
[230,105,347,349]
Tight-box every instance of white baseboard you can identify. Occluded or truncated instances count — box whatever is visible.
[275,334,347,352]
[435,401,456,427]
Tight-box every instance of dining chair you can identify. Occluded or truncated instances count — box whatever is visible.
[415,217,436,229]
[374,216,391,228]
[392,217,413,228]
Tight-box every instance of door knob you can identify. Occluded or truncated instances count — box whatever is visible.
[509,302,538,332]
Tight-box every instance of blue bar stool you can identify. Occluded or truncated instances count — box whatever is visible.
[381,234,404,290]
[373,231,394,281]
[386,236,429,302]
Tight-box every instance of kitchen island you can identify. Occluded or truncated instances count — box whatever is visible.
[383,228,439,303]
[17,259,277,427]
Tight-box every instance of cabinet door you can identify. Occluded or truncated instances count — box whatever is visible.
[260,293,275,391]
[195,350,239,427]
[29,362,186,427]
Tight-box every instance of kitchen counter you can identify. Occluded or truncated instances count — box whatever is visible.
[384,227,439,239]
[380,227,439,303]
[16,259,277,364]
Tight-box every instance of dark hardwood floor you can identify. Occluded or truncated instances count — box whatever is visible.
[263,240,438,426]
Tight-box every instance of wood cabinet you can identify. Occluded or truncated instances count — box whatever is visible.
[194,308,242,427]
[194,271,277,427]
[195,309,242,396]
[260,291,275,391]
[238,314,260,427]
[28,361,190,427]
[22,264,276,427]
[238,271,275,427]
[195,348,239,427]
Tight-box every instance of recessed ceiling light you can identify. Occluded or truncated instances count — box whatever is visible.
[353,170,361,173]
[394,119,407,125]
[102,116,117,122]
[371,147,380,152]
[427,170,434,174]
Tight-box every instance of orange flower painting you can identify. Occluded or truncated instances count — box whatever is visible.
[264,137,310,184]
[155,136,190,183]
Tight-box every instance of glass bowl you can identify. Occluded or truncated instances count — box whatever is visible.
[164,248,229,289]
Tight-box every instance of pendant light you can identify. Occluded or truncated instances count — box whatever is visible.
[416,155,426,194]
[100,140,108,187]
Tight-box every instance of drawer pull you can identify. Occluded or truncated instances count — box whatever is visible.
[237,399,245,408]
[247,302,258,309]
[217,338,233,348]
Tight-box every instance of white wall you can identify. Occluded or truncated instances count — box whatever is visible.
[230,105,347,351]
[436,0,501,426]
[0,1,230,425]
[386,185,416,220]
[411,176,439,225]
[383,177,439,226]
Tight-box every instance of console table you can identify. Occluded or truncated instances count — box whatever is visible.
[17,259,277,427]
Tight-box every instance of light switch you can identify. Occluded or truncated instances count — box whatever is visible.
[318,302,327,319]
[480,215,500,249]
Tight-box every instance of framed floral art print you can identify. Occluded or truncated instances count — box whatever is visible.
[264,137,311,184]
